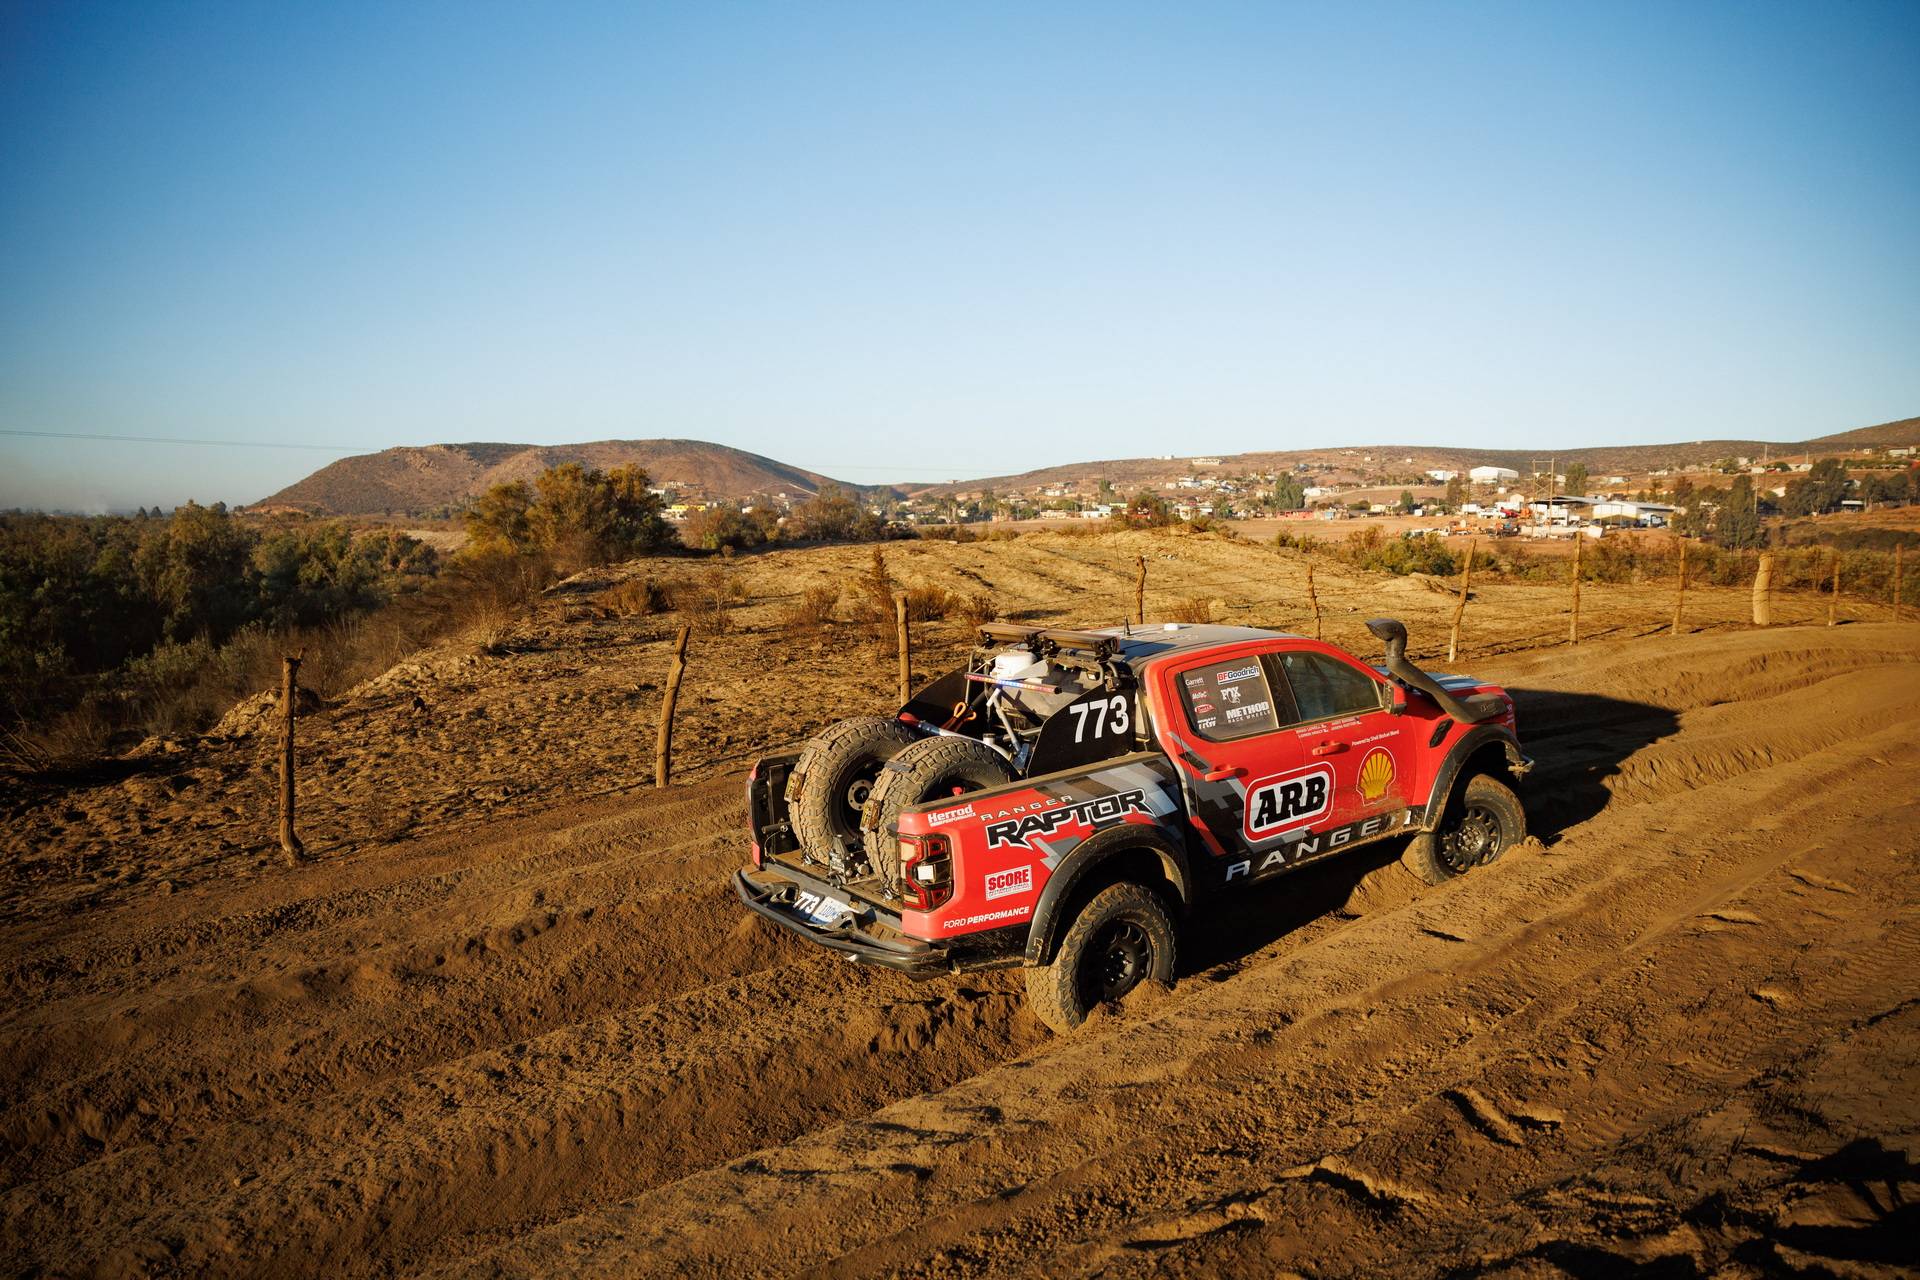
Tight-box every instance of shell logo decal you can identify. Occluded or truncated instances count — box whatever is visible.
[1357,747,1396,802]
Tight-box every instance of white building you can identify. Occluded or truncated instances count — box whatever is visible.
[1469,466,1521,483]
[1426,469,1459,482]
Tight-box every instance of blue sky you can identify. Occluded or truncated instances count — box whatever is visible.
[2,1,1916,511]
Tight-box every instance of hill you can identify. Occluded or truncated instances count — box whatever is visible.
[252,439,867,515]
[903,415,1920,496]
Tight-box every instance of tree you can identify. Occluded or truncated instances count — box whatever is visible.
[133,501,259,643]
[1273,477,1306,511]
[465,463,678,569]
[683,505,778,551]
[1396,490,1416,514]
[1710,474,1764,548]
[1780,457,1850,516]
[1110,491,1175,528]
[791,486,866,541]
[1444,475,1466,509]
[1562,462,1589,496]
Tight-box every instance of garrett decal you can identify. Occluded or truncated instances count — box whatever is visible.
[984,865,1034,900]
[1242,765,1334,841]
[1357,747,1396,802]
[985,789,1149,849]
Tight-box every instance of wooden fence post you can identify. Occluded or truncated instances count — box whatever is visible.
[1753,552,1774,626]
[1306,562,1322,640]
[1568,535,1582,645]
[895,592,911,705]
[1671,536,1688,637]
[1134,555,1147,626]
[279,654,304,862]
[654,625,691,788]
[1828,553,1840,628]
[1448,539,1475,663]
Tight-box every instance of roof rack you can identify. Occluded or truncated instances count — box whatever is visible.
[976,622,1119,659]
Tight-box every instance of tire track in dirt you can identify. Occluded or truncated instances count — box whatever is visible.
[4,625,1915,1278]
[439,627,1920,1279]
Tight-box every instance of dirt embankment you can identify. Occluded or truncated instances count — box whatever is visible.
[2,536,1916,1277]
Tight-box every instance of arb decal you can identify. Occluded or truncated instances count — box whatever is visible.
[1243,765,1334,841]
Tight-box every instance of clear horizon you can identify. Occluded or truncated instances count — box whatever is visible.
[3,1,1917,511]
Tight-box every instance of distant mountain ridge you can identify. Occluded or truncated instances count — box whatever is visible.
[900,416,1920,496]
[254,439,865,515]
[255,417,1917,515]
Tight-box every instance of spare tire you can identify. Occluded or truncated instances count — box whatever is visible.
[786,716,921,870]
[863,735,1016,882]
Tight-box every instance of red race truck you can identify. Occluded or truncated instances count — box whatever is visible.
[737,618,1529,1031]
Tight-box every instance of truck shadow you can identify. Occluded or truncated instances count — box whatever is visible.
[1504,687,1681,841]
[1181,688,1680,976]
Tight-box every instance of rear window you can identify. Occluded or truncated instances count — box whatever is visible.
[1275,650,1384,722]
[1177,658,1286,742]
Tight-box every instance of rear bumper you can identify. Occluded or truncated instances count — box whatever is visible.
[733,866,950,977]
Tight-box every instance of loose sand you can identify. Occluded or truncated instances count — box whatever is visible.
[3,531,1915,1277]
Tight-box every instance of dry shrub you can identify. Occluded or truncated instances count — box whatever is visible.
[779,584,839,632]
[598,577,676,619]
[845,548,959,650]
[686,564,745,634]
[901,585,954,621]
[957,591,998,627]
[1170,596,1214,624]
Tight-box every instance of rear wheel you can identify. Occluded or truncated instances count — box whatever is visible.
[786,716,919,871]
[861,736,1015,881]
[1401,772,1525,886]
[1025,881,1176,1034]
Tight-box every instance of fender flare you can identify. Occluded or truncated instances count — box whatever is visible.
[1420,725,1529,829]
[1023,822,1192,967]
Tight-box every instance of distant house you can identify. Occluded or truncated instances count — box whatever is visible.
[1593,499,1677,522]
[1426,469,1459,482]
[1469,466,1520,483]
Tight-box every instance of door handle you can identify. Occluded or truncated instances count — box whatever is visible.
[1202,766,1245,782]
[1310,742,1348,757]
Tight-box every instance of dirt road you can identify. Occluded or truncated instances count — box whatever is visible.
[4,622,1917,1277]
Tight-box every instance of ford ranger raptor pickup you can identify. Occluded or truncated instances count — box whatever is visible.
[736,617,1529,1031]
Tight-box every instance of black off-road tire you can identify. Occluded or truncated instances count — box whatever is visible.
[1025,881,1177,1034]
[861,736,1015,881]
[1401,772,1526,886]
[786,716,920,869]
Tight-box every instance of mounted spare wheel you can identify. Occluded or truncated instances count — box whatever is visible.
[786,716,921,871]
[862,736,1016,881]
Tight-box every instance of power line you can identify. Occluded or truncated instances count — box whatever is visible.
[1,428,378,453]
[0,428,988,477]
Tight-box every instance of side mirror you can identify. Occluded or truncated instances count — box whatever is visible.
[1388,683,1407,716]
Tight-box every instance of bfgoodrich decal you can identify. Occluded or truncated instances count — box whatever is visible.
[1242,765,1334,841]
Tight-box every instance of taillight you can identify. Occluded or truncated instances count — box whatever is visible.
[898,833,953,910]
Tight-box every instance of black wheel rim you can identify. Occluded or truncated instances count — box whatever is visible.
[1439,801,1503,873]
[836,759,883,838]
[1081,918,1152,1005]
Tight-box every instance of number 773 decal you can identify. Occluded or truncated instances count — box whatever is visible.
[1064,694,1131,743]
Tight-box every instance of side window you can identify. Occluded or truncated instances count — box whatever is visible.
[1176,657,1292,742]
[1275,651,1385,722]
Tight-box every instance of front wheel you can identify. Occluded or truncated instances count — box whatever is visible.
[1401,772,1526,886]
[1024,882,1177,1034]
